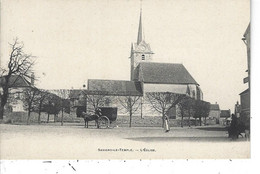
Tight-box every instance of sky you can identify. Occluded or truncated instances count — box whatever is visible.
[0,0,250,111]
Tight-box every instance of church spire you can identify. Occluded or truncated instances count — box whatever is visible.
[137,8,143,45]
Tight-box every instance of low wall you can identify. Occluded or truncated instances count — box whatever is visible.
[114,116,213,127]
[3,111,80,124]
[3,111,217,127]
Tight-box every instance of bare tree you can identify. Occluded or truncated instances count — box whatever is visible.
[145,92,185,127]
[56,89,70,126]
[23,88,39,124]
[0,38,35,119]
[118,96,141,127]
[84,93,107,114]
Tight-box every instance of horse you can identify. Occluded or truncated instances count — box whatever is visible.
[228,115,250,140]
[82,108,102,128]
[237,118,250,140]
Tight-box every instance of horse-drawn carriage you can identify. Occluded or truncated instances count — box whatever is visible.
[81,107,117,128]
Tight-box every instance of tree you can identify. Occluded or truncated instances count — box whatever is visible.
[34,89,49,124]
[23,88,39,124]
[0,38,35,119]
[178,96,196,127]
[84,93,107,114]
[43,93,62,123]
[118,96,141,127]
[193,100,202,126]
[200,101,210,125]
[145,92,185,127]
[56,89,71,126]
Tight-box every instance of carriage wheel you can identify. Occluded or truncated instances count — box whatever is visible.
[98,116,110,129]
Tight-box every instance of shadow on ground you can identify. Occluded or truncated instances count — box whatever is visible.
[195,126,228,131]
[126,136,248,142]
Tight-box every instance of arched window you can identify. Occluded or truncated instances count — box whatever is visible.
[142,54,145,60]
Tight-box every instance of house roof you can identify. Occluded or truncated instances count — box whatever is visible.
[135,62,198,85]
[87,79,143,96]
[0,75,33,88]
[210,104,220,110]
[239,88,249,95]
[69,90,83,99]
[243,23,250,37]
[220,110,231,118]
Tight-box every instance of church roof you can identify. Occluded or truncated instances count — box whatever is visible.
[87,79,143,96]
[137,9,143,45]
[135,62,198,85]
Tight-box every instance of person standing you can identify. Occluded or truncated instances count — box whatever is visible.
[164,115,170,132]
[228,114,238,139]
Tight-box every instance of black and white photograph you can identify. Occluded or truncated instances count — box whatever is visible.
[0,0,251,161]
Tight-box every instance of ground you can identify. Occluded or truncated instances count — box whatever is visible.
[0,123,250,159]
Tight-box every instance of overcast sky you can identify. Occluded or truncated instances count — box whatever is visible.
[1,0,250,111]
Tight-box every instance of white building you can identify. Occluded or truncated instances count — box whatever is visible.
[0,75,35,112]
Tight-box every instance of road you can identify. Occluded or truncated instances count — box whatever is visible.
[0,123,250,159]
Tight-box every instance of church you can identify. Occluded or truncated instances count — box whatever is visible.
[86,9,203,117]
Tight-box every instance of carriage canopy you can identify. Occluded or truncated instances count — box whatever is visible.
[98,107,117,122]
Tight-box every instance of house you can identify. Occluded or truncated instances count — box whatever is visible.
[0,74,35,112]
[240,23,250,119]
[69,90,86,109]
[239,89,250,118]
[220,109,231,125]
[208,103,221,123]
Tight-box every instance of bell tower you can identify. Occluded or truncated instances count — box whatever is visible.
[130,8,153,81]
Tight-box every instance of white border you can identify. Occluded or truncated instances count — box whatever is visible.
[1,0,259,173]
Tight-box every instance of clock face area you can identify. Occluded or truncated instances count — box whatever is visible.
[139,45,146,51]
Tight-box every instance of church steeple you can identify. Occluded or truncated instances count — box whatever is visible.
[137,9,143,45]
[130,5,153,81]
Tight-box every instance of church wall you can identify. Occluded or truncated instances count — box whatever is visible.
[143,83,202,99]
[140,83,203,117]
[143,83,188,94]
[187,84,198,99]
[131,52,153,81]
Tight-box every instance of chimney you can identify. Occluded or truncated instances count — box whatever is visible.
[31,73,35,86]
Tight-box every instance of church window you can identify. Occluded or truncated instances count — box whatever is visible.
[142,54,145,60]
[192,90,196,99]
